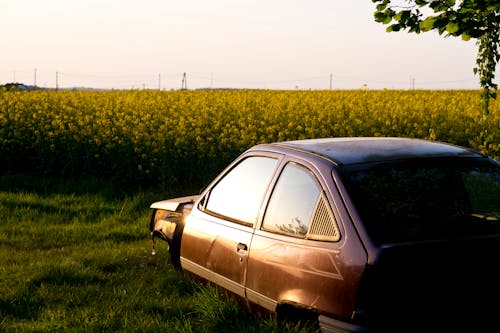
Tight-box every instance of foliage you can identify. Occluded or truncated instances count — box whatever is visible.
[0,89,498,190]
[372,0,500,114]
[0,82,39,91]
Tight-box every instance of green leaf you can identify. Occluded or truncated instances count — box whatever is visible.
[446,22,460,34]
[374,12,388,23]
[420,17,436,31]
[409,25,421,33]
[430,1,452,12]
[433,17,448,29]
[469,29,484,39]
[387,24,401,32]
[415,0,429,6]
[394,10,411,23]
[488,3,500,11]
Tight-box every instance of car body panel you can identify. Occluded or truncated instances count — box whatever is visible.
[246,230,366,320]
[244,150,368,320]
[354,236,500,331]
[149,195,199,263]
[179,151,283,297]
[275,137,482,165]
[180,210,254,297]
[150,195,199,211]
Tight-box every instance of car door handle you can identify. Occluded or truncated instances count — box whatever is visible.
[237,243,248,253]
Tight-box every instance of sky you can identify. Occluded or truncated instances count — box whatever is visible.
[0,0,494,90]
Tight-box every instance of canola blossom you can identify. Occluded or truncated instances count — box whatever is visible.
[0,89,498,188]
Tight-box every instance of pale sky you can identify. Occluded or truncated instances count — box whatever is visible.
[0,0,493,90]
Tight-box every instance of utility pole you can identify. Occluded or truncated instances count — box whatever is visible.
[410,75,416,90]
[330,73,333,90]
[56,71,59,91]
[181,72,187,90]
[34,68,37,87]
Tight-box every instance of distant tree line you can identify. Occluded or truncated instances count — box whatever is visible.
[0,83,42,91]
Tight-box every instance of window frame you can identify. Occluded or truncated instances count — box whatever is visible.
[199,153,281,227]
[260,160,341,242]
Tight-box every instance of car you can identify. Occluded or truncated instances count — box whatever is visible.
[149,137,500,332]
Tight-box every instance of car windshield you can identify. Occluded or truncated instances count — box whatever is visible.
[341,158,500,245]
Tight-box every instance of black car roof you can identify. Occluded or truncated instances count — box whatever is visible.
[264,137,484,165]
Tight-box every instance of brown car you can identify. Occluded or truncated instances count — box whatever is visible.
[150,137,500,332]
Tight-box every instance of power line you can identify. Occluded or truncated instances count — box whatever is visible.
[0,68,481,90]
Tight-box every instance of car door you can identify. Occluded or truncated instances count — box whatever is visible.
[245,158,367,320]
[180,153,281,297]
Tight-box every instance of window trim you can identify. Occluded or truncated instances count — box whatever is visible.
[199,152,282,227]
[261,161,341,242]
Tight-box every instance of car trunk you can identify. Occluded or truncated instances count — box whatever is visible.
[354,236,500,331]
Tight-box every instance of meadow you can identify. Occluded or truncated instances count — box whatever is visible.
[0,175,317,332]
[0,89,498,332]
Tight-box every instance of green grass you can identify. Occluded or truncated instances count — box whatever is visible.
[0,174,317,332]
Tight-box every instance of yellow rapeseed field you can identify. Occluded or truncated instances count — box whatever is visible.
[0,89,498,187]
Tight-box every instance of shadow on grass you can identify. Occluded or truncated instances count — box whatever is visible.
[0,292,43,321]
[0,172,201,200]
[0,173,141,199]
[29,266,106,287]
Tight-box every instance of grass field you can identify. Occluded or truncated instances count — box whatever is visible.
[0,175,317,332]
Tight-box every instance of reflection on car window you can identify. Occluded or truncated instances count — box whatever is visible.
[262,163,321,237]
[205,156,278,225]
[342,159,500,244]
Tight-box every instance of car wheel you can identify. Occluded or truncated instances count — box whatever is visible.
[276,304,320,332]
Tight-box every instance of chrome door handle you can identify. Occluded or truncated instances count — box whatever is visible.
[237,243,248,253]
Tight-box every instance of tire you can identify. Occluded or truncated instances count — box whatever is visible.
[276,304,320,332]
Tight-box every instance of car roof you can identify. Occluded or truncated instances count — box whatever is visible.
[263,137,484,165]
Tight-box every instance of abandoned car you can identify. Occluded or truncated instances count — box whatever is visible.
[149,137,500,332]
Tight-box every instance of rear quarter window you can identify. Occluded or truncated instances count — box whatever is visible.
[262,162,340,241]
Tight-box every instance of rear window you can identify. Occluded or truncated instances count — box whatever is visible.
[342,158,500,244]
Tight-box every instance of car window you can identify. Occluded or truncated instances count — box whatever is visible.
[205,156,278,225]
[262,162,339,240]
[342,159,500,244]
[462,168,500,216]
